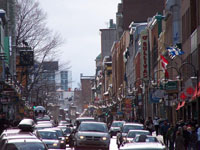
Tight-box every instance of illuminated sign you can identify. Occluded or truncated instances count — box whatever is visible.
[140,29,149,80]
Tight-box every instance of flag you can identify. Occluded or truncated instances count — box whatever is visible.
[166,46,184,59]
[160,55,169,78]
[160,55,169,70]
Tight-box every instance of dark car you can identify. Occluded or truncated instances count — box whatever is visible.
[1,138,48,150]
[37,128,62,149]
[50,127,66,149]
[57,126,72,145]
[109,121,125,137]
[74,121,110,150]
[116,123,144,148]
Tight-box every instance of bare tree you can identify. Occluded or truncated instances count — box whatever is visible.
[15,0,66,101]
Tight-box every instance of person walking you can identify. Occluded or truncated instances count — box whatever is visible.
[183,125,190,150]
[197,126,200,150]
[167,125,175,150]
[145,117,153,135]
[153,116,159,136]
[160,121,170,147]
[175,130,185,150]
[189,127,197,150]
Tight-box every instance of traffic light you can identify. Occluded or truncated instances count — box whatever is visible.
[33,106,36,109]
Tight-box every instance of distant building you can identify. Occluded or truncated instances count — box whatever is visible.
[56,70,72,91]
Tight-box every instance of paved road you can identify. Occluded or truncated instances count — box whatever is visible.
[65,132,163,150]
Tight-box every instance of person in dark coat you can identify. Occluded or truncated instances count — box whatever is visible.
[175,131,185,150]
[160,121,170,146]
[183,125,190,150]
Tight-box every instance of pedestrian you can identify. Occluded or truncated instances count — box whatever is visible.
[153,116,159,136]
[183,125,190,150]
[189,127,197,150]
[175,130,185,150]
[167,125,175,150]
[197,126,200,150]
[145,117,153,135]
[160,121,170,147]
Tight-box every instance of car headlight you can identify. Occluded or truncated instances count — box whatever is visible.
[66,137,69,140]
[102,137,107,141]
[79,135,85,139]
[53,143,58,146]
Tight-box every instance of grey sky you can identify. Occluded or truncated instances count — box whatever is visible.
[39,0,121,88]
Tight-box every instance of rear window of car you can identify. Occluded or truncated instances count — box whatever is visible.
[123,125,144,133]
[5,142,47,150]
[111,122,124,127]
[79,123,108,132]
[38,131,58,140]
[127,131,150,138]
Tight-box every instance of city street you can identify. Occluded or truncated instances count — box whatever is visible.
[65,133,163,150]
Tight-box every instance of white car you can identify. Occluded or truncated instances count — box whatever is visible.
[125,130,150,143]
[120,142,166,150]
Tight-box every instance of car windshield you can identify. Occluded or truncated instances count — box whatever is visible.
[5,143,47,150]
[123,125,144,133]
[79,123,108,132]
[55,130,63,137]
[63,128,71,134]
[38,131,58,140]
[127,132,150,138]
[111,122,123,127]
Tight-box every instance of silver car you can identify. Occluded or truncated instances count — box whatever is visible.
[74,121,110,150]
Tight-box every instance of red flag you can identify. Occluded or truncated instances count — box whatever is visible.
[160,55,169,70]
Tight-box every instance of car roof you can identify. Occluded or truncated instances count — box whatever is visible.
[113,121,126,123]
[2,133,37,140]
[124,123,144,126]
[35,124,53,127]
[120,142,165,150]
[76,117,95,120]
[37,128,57,132]
[80,121,106,125]
[6,138,43,143]
[128,130,150,133]
[47,127,62,131]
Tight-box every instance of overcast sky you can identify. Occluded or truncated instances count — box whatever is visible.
[39,0,121,88]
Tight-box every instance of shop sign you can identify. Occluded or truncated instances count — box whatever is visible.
[160,81,178,91]
[0,98,10,104]
[140,29,149,80]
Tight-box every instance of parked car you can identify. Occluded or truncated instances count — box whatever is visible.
[74,121,110,150]
[1,138,48,150]
[124,130,151,143]
[116,123,144,148]
[37,128,62,149]
[109,121,125,137]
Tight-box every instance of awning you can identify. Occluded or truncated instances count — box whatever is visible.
[180,101,185,108]
[176,102,181,111]
[192,82,200,100]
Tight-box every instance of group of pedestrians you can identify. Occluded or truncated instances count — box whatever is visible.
[144,117,200,150]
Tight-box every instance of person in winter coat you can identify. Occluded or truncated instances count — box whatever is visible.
[160,121,170,146]
[167,125,175,150]
[189,127,197,150]
[175,130,185,150]
[183,125,190,150]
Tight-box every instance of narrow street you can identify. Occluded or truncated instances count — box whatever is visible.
[66,132,163,150]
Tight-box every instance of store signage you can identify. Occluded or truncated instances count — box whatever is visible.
[140,29,149,80]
